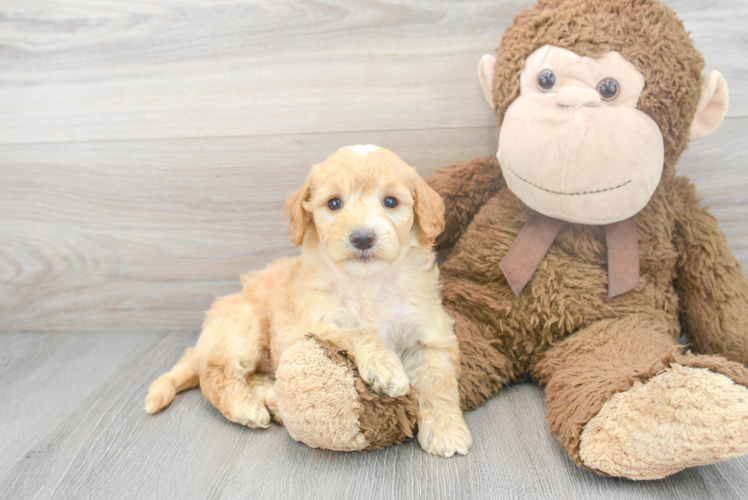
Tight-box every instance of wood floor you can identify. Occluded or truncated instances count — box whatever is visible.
[1,331,747,500]
[2,1,748,498]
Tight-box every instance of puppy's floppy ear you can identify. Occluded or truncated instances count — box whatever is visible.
[285,178,311,247]
[413,175,445,246]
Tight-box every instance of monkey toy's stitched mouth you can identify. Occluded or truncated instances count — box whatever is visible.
[506,166,632,196]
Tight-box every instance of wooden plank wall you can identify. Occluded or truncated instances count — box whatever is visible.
[1,0,746,332]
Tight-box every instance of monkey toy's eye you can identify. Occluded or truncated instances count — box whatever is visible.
[536,70,556,91]
[328,198,343,210]
[383,196,398,208]
[597,78,620,101]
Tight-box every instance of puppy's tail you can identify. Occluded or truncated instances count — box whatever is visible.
[145,348,199,414]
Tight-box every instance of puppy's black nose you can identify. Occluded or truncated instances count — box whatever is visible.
[350,229,376,250]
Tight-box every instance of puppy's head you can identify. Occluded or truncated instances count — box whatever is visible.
[285,145,444,277]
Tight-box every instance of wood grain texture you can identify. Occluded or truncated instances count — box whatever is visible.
[1,0,746,145]
[0,127,496,332]
[1,0,746,332]
[1,332,747,500]
[1,0,747,332]
[1,120,745,332]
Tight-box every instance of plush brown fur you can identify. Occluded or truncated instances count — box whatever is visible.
[532,313,748,471]
[427,0,748,476]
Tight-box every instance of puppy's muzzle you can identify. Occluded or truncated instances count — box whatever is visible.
[350,229,376,250]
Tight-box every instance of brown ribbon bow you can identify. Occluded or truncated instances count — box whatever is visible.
[498,212,639,299]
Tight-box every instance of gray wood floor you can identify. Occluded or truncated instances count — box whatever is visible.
[1,331,747,500]
[2,1,748,498]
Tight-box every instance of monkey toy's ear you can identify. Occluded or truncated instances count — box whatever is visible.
[477,54,496,107]
[689,70,729,141]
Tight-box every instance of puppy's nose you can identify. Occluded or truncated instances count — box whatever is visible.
[350,229,376,250]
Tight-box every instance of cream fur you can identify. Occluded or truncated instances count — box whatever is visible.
[346,144,379,156]
[145,146,471,457]
[579,364,748,480]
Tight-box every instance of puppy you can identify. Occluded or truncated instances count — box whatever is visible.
[145,145,472,457]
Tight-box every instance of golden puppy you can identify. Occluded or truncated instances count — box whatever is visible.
[145,145,472,457]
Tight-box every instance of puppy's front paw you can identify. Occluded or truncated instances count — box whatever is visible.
[264,388,283,424]
[356,351,410,397]
[418,413,472,457]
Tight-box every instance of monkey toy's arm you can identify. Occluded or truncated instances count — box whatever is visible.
[673,176,748,364]
[426,156,504,255]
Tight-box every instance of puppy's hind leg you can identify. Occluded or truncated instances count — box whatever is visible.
[194,292,272,428]
[247,373,281,423]
[200,365,271,429]
[145,348,199,414]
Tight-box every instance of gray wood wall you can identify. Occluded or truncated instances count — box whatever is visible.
[2,0,747,333]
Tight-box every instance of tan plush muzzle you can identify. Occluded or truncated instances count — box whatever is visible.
[496,45,665,225]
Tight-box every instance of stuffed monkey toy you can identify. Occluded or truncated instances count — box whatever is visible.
[428,0,748,479]
[276,0,748,480]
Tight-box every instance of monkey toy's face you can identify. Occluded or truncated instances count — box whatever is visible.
[497,45,663,224]
[476,23,728,227]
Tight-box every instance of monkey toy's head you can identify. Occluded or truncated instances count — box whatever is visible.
[478,0,729,225]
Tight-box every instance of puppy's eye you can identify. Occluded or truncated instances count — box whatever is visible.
[383,197,398,208]
[537,70,556,91]
[327,198,343,210]
[597,78,620,101]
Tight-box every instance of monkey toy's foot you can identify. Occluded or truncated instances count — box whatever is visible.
[579,364,748,480]
[274,335,418,452]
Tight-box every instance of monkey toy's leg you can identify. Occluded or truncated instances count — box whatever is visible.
[532,313,748,480]
[446,308,518,411]
[673,176,748,364]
